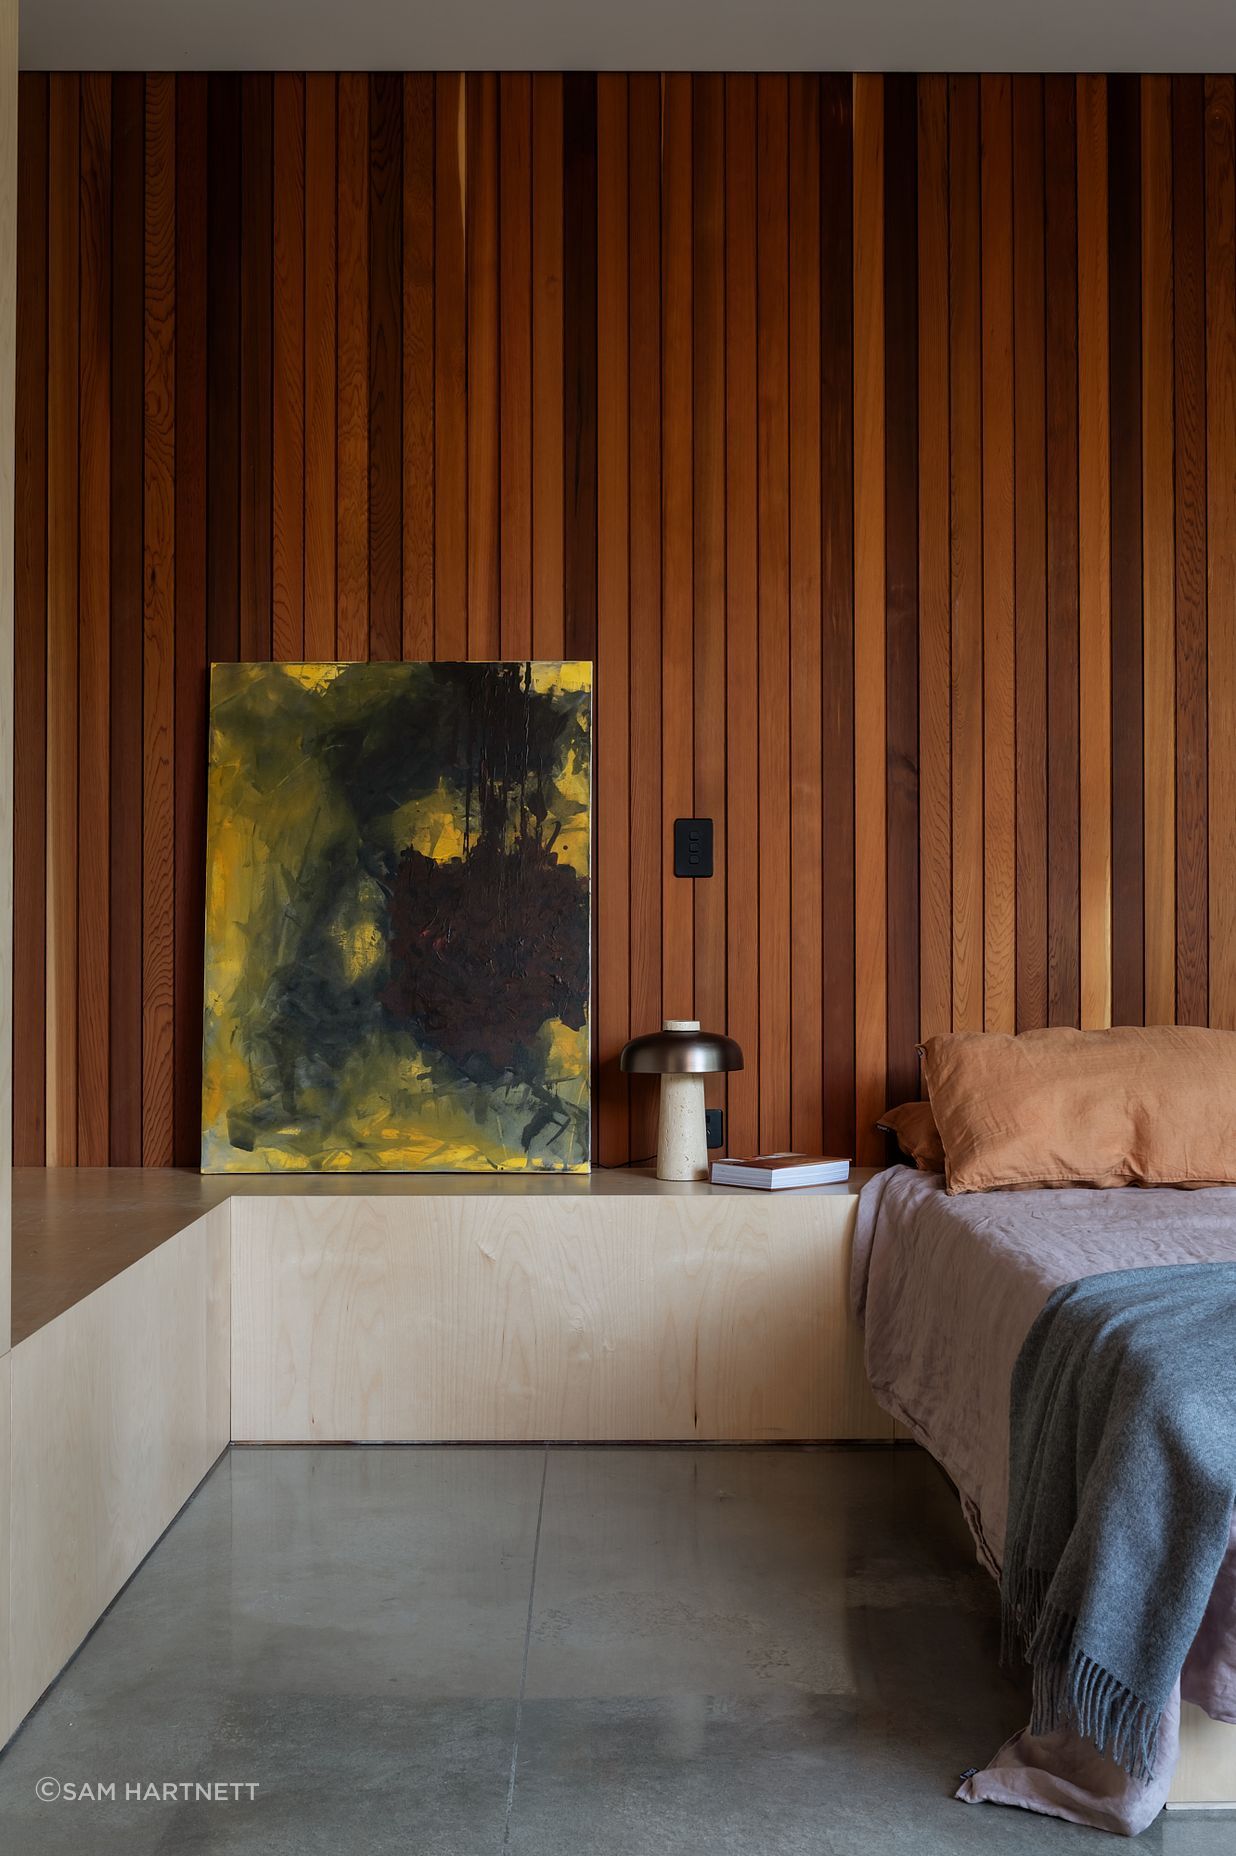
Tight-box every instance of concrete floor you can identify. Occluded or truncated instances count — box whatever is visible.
[0,1446,1229,1854]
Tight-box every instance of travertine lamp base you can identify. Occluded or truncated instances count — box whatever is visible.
[656,1020,709,1181]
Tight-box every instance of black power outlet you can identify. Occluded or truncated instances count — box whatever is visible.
[673,817,714,878]
[705,1108,724,1150]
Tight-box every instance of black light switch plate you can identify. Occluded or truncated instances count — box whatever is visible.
[705,1108,724,1150]
[673,817,714,878]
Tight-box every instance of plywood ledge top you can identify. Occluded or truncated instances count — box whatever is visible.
[11,1165,881,1349]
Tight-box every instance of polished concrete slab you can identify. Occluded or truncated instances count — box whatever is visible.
[0,1444,1229,1853]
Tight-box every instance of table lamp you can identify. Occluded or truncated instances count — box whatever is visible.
[619,1020,745,1181]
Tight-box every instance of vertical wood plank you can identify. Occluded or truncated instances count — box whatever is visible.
[628,73,662,1158]
[173,73,207,1166]
[789,75,823,1145]
[531,74,564,660]
[1109,76,1145,1026]
[756,75,790,1149]
[1142,75,1175,1024]
[77,72,110,1166]
[303,73,336,660]
[434,73,467,661]
[693,73,728,1133]
[336,72,368,659]
[820,73,855,1156]
[1044,76,1080,1028]
[402,72,434,659]
[948,76,982,1036]
[142,73,175,1164]
[1207,76,1236,1029]
[206,75,240,665]
[239,73,272,662]
[563,73,597,666]
[14,73,48,1166]
[1174,76,1209,1025]
[595,73,630,1164]
[883,73,919,1101]
[109,74,143,1164]
[1013,76,1049,1032]
[918,74,951,1047]
[853,73,886,1161]
[662,74,695,1023]
[1077,75,1113,1029]
[272,72,305,661]
[980,75,1015,1034]
[45,74,79,1166]
[499,72,532,660]
[368,71,402,662]
[725,75,759,1158]
[466,72,499,660]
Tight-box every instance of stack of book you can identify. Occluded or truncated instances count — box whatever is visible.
[709,1153,851,1190]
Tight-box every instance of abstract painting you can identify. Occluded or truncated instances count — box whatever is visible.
[201,661,591,1173]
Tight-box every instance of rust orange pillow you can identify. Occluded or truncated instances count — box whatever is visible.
[920,1025,1236,1193]
[877,1100,946,1172]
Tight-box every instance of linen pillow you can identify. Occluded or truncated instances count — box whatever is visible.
[877,1100,946,1173]
[920,1025,1236,1194]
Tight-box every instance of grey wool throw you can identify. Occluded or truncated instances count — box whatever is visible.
[1002,1262,1236,1781]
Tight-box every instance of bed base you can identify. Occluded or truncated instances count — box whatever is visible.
[1167,1703,1236,1809]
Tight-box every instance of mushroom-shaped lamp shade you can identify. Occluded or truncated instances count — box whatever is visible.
[619,1020,745,1181]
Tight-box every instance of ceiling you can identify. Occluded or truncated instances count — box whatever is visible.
[18,0,1236,73]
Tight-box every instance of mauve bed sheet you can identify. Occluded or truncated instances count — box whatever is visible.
[850,1167,1236,1836]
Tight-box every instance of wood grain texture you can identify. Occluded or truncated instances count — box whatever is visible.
[724,75,759,1159]
[662,73,694,1024]
[239,74,272,662]
[789,75,823,1144]
[1013,76,1049,1033]
[304,74,337,658]
[272,73,305,662]
[595,74,630,1166]
[1044,76,1080,1029]
[1141,75,1175,1026]
[14,74,48,1168]
[693,74,729,1133]
[756,75,790,1150]
[1174,77,1209,1026]
[853,74,886,1159]
[980,75,1015,1034]
[172,75,207,1167]
[230,1190,891,1443]
[1077,76,1113,1030]
[499,73,532,660]
[20,67,1236,1168]
[628,73,662,1162]
[336,72,368,660]
[110,74,144,1165]
[402,73,433,659]
[368,72,402,662]
[948,76,982,1036]
[76,73,111,1167]
[466,72,499,660]
[1109,75,1145,1027]
[917,74,950,1047]
[46,76,79,1167]
[820,73,855,1154]
[1207,77,1236,1029]
[142,75,176,1165]
[883,75,919,1102]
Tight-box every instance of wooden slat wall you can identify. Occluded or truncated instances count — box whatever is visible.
[14,71,1236,1169]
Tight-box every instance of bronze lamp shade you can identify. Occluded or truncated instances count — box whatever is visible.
[619,1027,744,1076]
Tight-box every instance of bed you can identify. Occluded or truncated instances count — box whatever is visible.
[851,1165,1236,1834]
